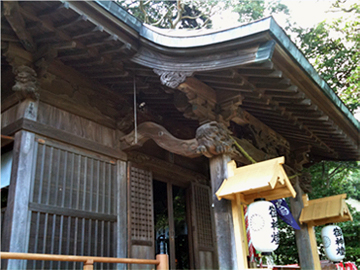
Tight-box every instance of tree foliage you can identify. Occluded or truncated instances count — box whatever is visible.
[291,1,360,112]
[117,0,289,29]
[116,0,220,29]
[308,161,360,265]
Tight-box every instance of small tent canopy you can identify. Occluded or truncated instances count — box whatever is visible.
[216,156,296,204]
[299,194,353,226]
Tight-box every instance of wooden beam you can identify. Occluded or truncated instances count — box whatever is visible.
[178,77,217,104]
[55,14,88,30]
[37,2,70,18]
[71,25,104,39]
[18,4,126,77]
[3,1,36,52]
[1,118,127,160]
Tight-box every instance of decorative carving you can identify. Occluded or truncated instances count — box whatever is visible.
[12,65,40,100]
[229,109,290,159]
[177,77,218,124]
[289,145,312,172]
[195,121,238,158]
[120,122,200,158]
[153,69,193,89]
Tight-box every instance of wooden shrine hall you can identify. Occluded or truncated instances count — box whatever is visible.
[1,1,359,269]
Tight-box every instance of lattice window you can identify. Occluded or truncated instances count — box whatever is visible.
[129,166,154,243]
[31,142,116,215]
[193,184,213,248]
[27,139,117,270]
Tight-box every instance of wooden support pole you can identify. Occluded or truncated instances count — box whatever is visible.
[2,99,39,270]
[117,160,128,270]
[302,195,321,270]
[290,183,317,270]
[231,194,249,269]
[209,154,238,270]
[156,254,169,270]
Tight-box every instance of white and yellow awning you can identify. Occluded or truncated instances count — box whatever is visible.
[300,194,353,226]
[216,156,296,204]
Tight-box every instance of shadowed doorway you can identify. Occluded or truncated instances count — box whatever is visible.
[153,180,190,269]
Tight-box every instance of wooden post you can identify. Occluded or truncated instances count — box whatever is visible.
[117,160,128,270]
[302,195,321,270]
[231,194,248,269]
[209,154,238,270]
[156,254,169,270]
[2,98,38,269]
[83,260,94,270]
[289,182,317,269]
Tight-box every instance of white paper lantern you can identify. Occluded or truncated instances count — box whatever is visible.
[247,199,279,255]
[321,224,345,262]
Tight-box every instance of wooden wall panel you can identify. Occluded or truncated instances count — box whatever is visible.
[37,102,116,148]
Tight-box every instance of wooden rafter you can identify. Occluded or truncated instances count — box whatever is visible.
[3,1,36,52]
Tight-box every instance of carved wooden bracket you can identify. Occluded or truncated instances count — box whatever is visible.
[120,122,200,158]
[177,77,218,124]
[195,121,238,158]
[120,121,265,164]
[12,65,40,100]
[153,69,193,89]
[290,145,312,172]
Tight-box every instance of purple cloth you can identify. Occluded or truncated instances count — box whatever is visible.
[271,199,301,230]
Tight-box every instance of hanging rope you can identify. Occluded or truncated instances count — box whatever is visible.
[133,75,138,144]
[231,136,257,164]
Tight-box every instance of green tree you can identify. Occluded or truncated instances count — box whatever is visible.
[117,0,289,29]
[291,1,360,112]
[308,161,360,265]
[116,0,220,29]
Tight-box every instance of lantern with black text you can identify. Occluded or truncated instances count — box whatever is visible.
[321,224,345,262]
[247,199,279,255]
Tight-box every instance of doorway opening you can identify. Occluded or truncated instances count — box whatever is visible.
[153,180,190,269]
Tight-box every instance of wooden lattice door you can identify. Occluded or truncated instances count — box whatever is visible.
[190,182,218,269]
[127,163,155,269]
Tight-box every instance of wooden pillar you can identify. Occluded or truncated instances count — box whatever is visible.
[2,64,39,269]
[290,182,317,270]
[2,99,38,269]
[302,195,321,270]
[231,194,249,269]
[117,160,128,270]
[209,154,238,270]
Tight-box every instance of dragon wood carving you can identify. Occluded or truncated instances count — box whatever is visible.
[120,121,241,159]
